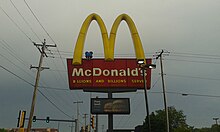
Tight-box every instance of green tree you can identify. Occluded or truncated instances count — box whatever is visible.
[142,106,192,132]
[211,124,220,132]
[0,128,7,132]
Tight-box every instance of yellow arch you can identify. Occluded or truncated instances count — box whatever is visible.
[72,13,146,65]
[109,14,145,61]
[72,13,110,65]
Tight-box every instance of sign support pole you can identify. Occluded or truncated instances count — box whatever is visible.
[108,91,113,132]
[95,96,99,132]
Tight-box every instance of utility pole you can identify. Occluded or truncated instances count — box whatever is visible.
[27,39,56,132]
[102,125,104,132]
[156,50,169,132]
[83,114,88,129]
[70,117,75,132]
[70,123,74,132]
[74,101,83,132]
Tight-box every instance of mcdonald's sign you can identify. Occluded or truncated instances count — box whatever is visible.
[67,58,152,90]
[68,14,152,90]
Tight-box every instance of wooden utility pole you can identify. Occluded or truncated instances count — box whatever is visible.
[156,50,170,132]
[27,39,56,132]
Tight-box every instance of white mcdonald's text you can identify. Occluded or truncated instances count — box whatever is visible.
[72,68,145,77]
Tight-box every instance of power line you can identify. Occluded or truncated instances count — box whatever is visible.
[166,73,220,81]
[166,91,220,98]
[169,54,220,60]
[8,0,75,110]
[0,40,30,68]
[136,91,220,98]
[0,51,35,81]
[0,64,33,86]
[23,0,66,71]
[23,0,51,42]
[52,50,220,60]
[166,58,220,64]
[1,40,74,111]
[0,5,33,42]
[119,75,161,128]
[0,64,72,119]
[37,89,72,118]
[171,51,220,58]
[9,0,42,41]
[0,41,80,106]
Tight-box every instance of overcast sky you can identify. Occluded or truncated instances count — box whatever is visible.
[1,0,220,131]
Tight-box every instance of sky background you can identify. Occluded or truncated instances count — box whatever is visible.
[1,0,220,131]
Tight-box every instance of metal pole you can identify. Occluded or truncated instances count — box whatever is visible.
[142,68,151,132]
[27,40,46,132]
[75,119,78,132]
[108,92,113,132]
[95,96,98,132]
[57,122,60,132]
[77,103,79,132]
[213,118,219,125]
[84,114,88,129]
[102,125,104,132]
[71,122,74,132]
[70,117,75,132]
[74,101,83,132]
[96,114,98,132]
[89,92,92,132]
[159,51,170,132]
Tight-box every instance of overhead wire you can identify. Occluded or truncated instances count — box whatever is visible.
[0,0,79,112]
[1,40,73,118]
[23,0,51,42]
[2,62,220,103]
[167,51,220,64]
[166,91,220,98]
[23,0,80,107]
[0,49,35,82]
[1,39,74,112]
[0,4,33,43]
[137,91,220,99]
[169,54,220,60]
[23,0,66,70]
[166,73,220,81]
[0,40,80,108]
[41,59,74,108]
[165,58,220,65]
[117,50,220,128]
[9,0,42,42]
[3,0,220,123]
[119,75,161,128]
[115,76,161,128]
[0,64,72,118]
[171,51,220,58]
[0,40,30,68]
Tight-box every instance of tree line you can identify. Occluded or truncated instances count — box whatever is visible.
[141,106,220,132]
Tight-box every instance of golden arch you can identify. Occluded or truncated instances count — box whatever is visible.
[72,13,145,65]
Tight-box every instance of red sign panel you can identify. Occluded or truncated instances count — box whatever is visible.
[67,58,152,90]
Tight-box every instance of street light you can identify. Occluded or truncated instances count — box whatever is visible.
[138,59,156,132]
[213,118,219,125]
